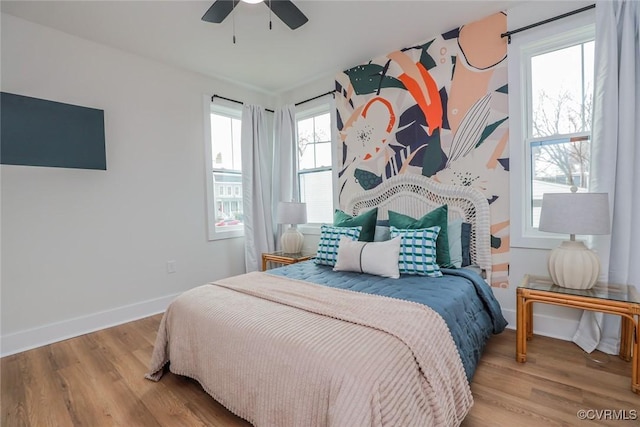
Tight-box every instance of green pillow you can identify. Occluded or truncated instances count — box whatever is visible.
[334,207,378,242]
[388,205,452,268]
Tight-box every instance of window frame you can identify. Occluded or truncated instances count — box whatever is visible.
[295,98,338,234]
[203,95,244,241]
[509,13,595,249]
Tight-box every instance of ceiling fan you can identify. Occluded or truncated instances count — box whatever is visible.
[202,0,309,30]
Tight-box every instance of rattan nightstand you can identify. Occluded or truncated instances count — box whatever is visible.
[517,274,640,394]
[261,251,315,271]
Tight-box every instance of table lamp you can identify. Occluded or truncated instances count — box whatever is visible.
[276,201,307,254]
[538,187,610,289]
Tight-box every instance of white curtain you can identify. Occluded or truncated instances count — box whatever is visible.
[272,104,298,251]
[241,105,275,272]
[573,0,640,354]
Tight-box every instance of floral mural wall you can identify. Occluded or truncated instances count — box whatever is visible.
[335,12,510,287]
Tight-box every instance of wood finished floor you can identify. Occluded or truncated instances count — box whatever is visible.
[2,314,638,427]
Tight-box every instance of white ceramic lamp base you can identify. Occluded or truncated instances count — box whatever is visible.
[281,226,304,254]
[548,240,600,290]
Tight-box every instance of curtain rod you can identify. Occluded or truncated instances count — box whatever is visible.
[211,94,275,113]
[211,90,336,112]
[501,4,595,44]
[295,90,336,107]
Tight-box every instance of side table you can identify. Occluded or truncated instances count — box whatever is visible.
[261,251,315,271]
[516,274,640,394]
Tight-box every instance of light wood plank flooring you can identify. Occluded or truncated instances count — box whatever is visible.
[2,314,638,426]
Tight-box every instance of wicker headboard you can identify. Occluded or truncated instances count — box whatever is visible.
[343,174,492,282]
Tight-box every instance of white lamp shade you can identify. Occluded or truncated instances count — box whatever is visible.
[539,192,610,236]
[276,201,307,225]
[539,190,610,290]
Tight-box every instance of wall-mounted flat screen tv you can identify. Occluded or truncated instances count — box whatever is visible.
[1,92,106,170]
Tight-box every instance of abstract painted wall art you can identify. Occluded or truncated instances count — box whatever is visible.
[335,12,510,287]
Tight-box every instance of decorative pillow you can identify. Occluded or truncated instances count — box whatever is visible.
[390,226,442,277]
[334,208,378,242]
[388,205,452,268]
[448,218,463,268]
[334,236,401,278]
[374,219,390,242]
[461,222,472,267]
[315,225,362,266]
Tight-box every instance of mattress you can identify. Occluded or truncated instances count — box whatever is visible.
[268,260,507,380]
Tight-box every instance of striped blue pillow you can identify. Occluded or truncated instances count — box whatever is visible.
[390,226,442,277]
[315,225,362,266]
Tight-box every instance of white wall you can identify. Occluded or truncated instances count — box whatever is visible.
[0,14,273,355]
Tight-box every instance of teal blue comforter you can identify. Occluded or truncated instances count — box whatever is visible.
[268,261,507,381]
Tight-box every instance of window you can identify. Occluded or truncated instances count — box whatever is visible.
[297,104,335,224]
[509,13,595,248]
[527,38,594,229]
[204,97,244,240]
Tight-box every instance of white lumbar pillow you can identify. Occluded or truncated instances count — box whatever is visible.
[333,236,401,279]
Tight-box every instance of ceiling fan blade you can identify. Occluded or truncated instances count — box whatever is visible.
[265,0,308,30]
[202,0,238,23]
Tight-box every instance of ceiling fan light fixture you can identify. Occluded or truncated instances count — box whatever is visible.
[202,0,308,30]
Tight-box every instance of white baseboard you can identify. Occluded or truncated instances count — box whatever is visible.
[1,292,179,357]
[2,298,581,358]
[501,308,580,341]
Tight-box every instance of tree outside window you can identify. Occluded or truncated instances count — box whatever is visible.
[528,39,594,227]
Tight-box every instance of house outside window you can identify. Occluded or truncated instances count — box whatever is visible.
[204,98,244,240]
[509,12,595,249]
[296,104,335,224]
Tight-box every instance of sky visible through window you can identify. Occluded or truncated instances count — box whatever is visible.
[210,112,243,229]
[531,41,594,137]
[211,113,242,171]
[298,113,332,170]
[529,39,594,228]
[298,111,333,224]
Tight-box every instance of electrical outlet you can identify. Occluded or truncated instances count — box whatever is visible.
[167,260,176,274]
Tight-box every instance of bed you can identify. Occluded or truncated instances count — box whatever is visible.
[146,173,507,427]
